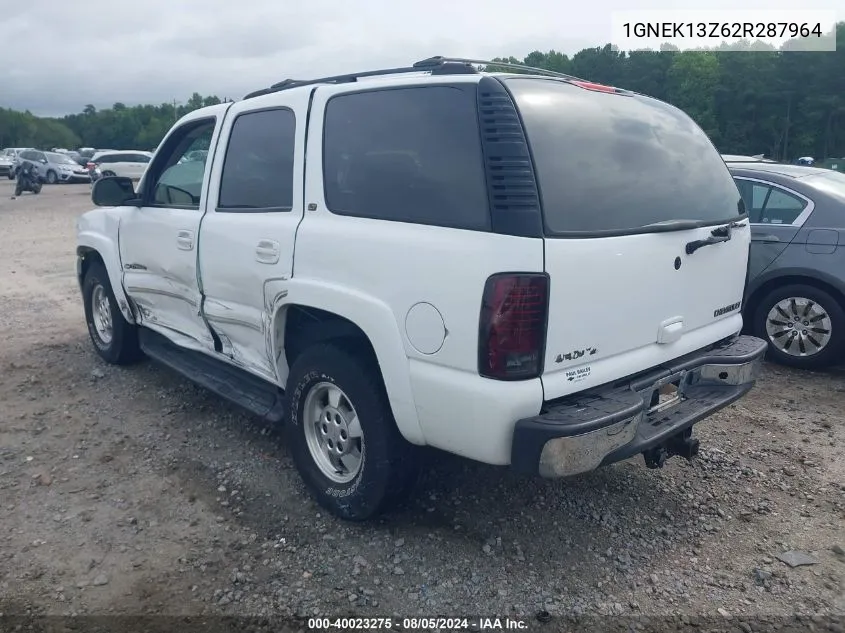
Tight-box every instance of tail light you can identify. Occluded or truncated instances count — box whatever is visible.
[478,273,549,380]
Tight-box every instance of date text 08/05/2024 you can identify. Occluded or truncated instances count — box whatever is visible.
[306,617,528,630]
[622,21,823,39]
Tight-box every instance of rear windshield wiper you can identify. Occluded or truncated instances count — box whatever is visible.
[641,219,707,232]
[685,221,746,255]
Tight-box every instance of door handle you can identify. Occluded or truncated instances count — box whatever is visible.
[255,239,280,264]
[176,230,194,250]
[757,234,781,243]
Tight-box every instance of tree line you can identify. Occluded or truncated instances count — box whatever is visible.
[1,23,843,160]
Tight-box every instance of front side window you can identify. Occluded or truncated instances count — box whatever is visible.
[322,85,490,231]
[217,108,296,212]
[506,77,744,235]
[144,118,216,208]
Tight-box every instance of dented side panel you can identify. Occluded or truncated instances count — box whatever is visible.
[77,209,135,323]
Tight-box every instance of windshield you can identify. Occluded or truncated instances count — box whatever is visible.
[506,77,744,235]
[804,171,845,202]
[47,153,78,165]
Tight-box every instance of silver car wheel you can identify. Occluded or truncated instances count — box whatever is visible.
[302,381,364,484]
[765,296,832,357]
[91,284,114,346]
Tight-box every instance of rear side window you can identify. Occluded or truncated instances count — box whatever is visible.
[506,78,744,235]
[218,108,296,212]
[322,85,490,230]
[735,178,807,224]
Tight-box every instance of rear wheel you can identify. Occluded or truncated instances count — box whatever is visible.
[285,344,419,521]
[82,260,142,365]
[102,170,115,177]
[753,284,845,369]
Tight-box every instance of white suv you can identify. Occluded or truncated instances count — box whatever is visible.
[76,57,767,520]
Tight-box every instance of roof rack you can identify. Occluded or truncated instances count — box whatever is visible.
[242,56,586,100]
[415,56,586,81]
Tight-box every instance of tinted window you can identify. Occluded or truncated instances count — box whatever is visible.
[322,86,489,230]
[217,109,295,212]
[128,153,151,163]
[96,155,115,164]
[506,78,743,235]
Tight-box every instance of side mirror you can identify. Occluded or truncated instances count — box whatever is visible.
[40,158,48,164]
[92,176,139,207]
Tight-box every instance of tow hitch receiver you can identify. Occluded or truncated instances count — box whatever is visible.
[642,428,700,469]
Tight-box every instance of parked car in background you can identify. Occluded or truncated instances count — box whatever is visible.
[0,150,16,178]
[87,150,153,180]
[15,149,91,184]
[3,147,31,178]
[726,160,845,369]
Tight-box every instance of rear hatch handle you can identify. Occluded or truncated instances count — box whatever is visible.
[685,221,746,255]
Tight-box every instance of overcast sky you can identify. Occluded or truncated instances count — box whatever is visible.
[1,0,839,116]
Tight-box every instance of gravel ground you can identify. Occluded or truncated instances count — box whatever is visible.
[1,181,843,630]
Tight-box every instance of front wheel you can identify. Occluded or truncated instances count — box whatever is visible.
[32,182,42,194]
[102,170,115,177]
[753,284,845,370]
[285,344,419,521]
[6,170,13,180]
[45,170,57,184]
[82,260,142,365]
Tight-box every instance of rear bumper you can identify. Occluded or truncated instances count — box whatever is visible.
[511,335,768,477]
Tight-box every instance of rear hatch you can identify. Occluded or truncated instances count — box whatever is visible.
[504,77,749,399]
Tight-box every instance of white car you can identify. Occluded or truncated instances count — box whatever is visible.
[89,150,153,180]
[75,56,767,521]
[2,147,30,179]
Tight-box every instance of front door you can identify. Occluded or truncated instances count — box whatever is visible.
[119,111,228,350]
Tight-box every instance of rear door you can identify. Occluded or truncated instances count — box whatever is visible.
[505,77,750,397]
[733,176,811,279]
[198,95,307,382]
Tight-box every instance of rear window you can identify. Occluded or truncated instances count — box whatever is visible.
[505,78,744,235]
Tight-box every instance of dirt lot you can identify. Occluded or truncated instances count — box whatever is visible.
[1,181,843,629]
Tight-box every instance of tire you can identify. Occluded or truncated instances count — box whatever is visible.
[32,183,42,194]
[753,283,845,370]
[6,170,12,180]
[285,343,419,521]
[102,170,115,177]
[46,170,57,184]
[82,260,142,365]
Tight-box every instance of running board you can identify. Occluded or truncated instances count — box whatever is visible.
[139,328,286,423]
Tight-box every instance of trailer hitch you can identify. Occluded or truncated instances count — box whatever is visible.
[642,428,700,469]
